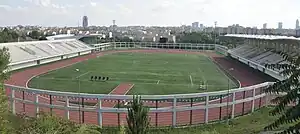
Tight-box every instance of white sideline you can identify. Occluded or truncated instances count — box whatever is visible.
[75,71,91,79]
[189,75,193,86]
[25,57,91,104]
[207,56,242,88]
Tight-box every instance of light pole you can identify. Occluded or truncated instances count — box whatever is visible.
[75,69,81,123]
[112,20,116,49]
[214,21,217,44]
[226,68,234,124]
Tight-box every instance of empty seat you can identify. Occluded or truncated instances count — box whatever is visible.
[0,39,93,65]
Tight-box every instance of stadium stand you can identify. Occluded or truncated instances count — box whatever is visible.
[1,39,92,71]
[224,34,300,80]
[229,45,284,68]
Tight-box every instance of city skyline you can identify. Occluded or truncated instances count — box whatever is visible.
[0,0,300,28]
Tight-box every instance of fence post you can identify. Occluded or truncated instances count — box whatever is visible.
[264,84,272,106]
[252,88,256,112]
[34,93,39,117]
[172,97,177,127]
[242,91,246,115]
[10,88,16,115]
[219,94,223,120]
[190,98,193,125]
[22,91,25,112]
[155,100,158,127]
[205,95,209,123]
[81,98,85,123]
[65,96,70,120]
[231,92,236,119]
[116,99,121,128]
[97,98,102,128]
[49,95,53,115]
[265,93,269,106]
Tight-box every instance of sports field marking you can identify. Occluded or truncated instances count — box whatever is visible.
[123,83,135,95]
[75,71,91,79]
[103,71,184,77]
[156,80,160,84]
[24,58,93,106]
[35,77,227,87]
[207,56,241,88]
[189,75,194,86]
[197,66,207,85]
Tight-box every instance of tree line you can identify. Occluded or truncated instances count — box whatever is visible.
[0,28,48,44]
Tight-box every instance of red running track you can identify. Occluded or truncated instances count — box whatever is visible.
[5,49,273,127]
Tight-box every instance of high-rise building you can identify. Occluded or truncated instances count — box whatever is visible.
[199,24,204,30]
[82,16,88,29]
[112,20,117,27]
[192,22,199,28]
[296,19,299,29]
[278,22,283,29]
[296,29,300,37]
[263,23,267,29]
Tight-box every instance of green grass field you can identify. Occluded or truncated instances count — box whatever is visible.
[28,52,237,95]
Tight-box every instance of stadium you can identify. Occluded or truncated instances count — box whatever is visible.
[4,34,287,127]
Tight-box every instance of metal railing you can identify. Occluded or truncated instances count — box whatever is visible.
[6,82,273,127]
[5,42,274,127]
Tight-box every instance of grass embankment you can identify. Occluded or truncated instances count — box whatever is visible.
[5,107,289,134]
[100,107,284,134]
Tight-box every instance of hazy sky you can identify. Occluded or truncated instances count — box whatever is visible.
[0,0,299,28]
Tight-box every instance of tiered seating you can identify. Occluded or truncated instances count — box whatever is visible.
[230,45,253,55]
[243,48,259,58]
[251,51,273,61]
[257,53,283,66]
[229,45,282,65]
[245,48,269,59]
[229,44,291,74]
[0,39,92,64]
[224,34,300,80]
[8,46,37,63]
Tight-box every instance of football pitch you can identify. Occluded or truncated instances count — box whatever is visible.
[28,52,237,95]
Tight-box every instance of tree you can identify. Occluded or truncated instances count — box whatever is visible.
[159,37,168,43]
[29,30,41,40]
[0,28,21,43]
[0,47,12,134]
[264,51,300,133]
[38,36,48,40]
[126,95,150,134]
[120,37,133,42]
[176,32,216,44]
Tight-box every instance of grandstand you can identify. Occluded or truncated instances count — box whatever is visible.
[1,39,93,71]
[225,34,300,80]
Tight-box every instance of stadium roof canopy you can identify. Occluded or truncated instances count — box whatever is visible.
[224,34,300,41]
[46,34,76,40]
[46,34,103,40]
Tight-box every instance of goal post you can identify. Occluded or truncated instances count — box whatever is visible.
[198,81,208,90]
